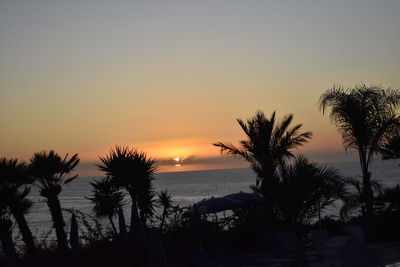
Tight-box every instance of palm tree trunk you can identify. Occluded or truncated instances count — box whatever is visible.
[362,171,374,218]
[359,151,374,218]
[160,209,167,231]
[47,194,68,251]
[0,219,17,267]
[108,214,118,235]
[11,209,36,254]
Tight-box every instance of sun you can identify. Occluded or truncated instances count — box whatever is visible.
[174,157,181,167]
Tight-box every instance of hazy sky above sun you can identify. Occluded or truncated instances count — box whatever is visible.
[1,1,400,174]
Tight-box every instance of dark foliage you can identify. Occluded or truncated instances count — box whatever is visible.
[340,177,383,219]
[377,184,400,212]
[381,135,400,159]
[156,190,174,232]
[269,156,346,225]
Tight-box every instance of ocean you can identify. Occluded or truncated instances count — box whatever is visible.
[25,159,400,237]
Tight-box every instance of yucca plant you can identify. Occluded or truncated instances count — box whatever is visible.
[97,146,157,229]
[0,158,36,255]
[86,177,125,234]
[156,190,173,231]
[29,150,80,251]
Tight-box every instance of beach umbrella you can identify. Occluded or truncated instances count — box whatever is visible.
[224,192,269,205]
[69,213,81,264]
[188,192,269,215]
[195,196,245,214]
[183,192,269,217]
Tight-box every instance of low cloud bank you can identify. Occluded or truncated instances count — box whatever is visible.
[74,151,359,177]
[157,155,246,166]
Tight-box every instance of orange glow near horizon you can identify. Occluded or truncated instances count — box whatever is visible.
[127,138,221,160]
[1,131,346,165]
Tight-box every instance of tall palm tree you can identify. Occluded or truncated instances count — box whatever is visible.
[319,84,400,216]
[86,177,125,234]
[0,158,36,255]
[213,110,312,197]
[97,146,157,228]
[29,150,80,251]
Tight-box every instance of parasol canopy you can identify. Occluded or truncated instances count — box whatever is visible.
[224,192,269,205]
[187,192,269,215]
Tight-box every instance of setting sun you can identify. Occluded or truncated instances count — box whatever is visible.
[174,157,182,167]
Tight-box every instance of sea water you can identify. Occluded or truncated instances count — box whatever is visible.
[24,160,400,238]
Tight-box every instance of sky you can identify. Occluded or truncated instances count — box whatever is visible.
[1,0,400,174]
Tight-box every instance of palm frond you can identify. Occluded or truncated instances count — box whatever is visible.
[86,177,126,218]
[156,190,173,210]
[29,150,79,192]
[381,136,400,159]
[214,110,312,199]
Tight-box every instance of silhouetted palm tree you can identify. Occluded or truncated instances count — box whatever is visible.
[256,155,345,225]
[86,177,125,234]
[213,110,312,198]
[97,146,157,228]
[319,84,400,217]
[29,150,80,251]
[0,158,36,255]
[156,190,173,231]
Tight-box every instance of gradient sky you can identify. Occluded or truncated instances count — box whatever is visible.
[1,1,400,174]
